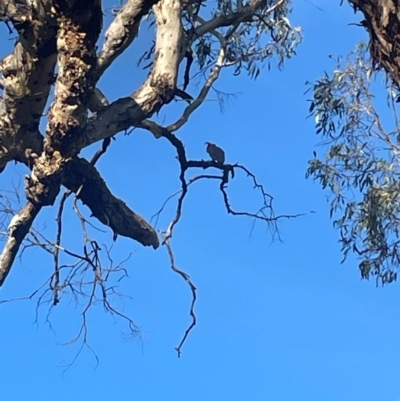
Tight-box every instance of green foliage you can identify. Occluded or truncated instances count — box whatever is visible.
[199,0,302,78]
[138,0,302,80]
[306,43,400,284]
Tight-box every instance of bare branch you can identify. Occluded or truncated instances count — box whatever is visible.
[83,0,183,148]
[62,157,159,248]
[52,136,112,305]
[164,238,197,358]
[167,18,238,132]
[134,116,306,354]
[97,0,159,78]
[0,202,41,286]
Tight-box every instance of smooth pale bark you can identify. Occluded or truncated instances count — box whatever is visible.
[97,0,159,78]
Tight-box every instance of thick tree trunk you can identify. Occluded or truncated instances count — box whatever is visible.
[348,0,400,87]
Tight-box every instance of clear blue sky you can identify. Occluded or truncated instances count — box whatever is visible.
[1,2,400,401]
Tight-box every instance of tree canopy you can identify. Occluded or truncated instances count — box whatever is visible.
[307,2,400,284]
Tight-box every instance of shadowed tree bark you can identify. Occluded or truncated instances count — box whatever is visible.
[347,0,400,87]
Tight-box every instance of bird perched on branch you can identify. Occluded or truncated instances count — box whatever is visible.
[205,142,225,164]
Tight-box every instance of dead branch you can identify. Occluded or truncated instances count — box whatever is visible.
[0,201,41,285]
[62,157,159,248]
[164,238,197,357]
[135,118,306,355]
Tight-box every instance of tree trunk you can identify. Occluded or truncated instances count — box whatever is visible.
[348,0,400,87]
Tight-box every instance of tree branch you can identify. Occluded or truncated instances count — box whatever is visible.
[0,0,57,171]
[0,202,41,286]
[195,0,285,37]
[46,0,102,155]
[0,0,104,288]
[62,157,159,248]
[96,0,159,78]
[83,0,183,148]
[167,22,231,132]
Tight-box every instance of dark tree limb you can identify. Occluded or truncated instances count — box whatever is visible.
[347,0,400,88]
[62,157,159,248]
[164,238,197,358]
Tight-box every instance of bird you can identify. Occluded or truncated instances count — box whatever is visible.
[205,142,225,164]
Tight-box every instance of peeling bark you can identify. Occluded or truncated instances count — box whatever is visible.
[0,0,57,171]
[22,0,103,220]
[0,0,105,285]
[47,0,102,155]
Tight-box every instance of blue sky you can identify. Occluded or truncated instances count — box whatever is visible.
[1,1,400,401]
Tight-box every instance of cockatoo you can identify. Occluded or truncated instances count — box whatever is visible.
[205,142,225,164]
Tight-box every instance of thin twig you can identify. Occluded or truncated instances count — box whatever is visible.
[164,238,197,357]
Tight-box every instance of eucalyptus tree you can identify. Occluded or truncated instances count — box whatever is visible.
[308,1,400,284]
[0,0,300,356]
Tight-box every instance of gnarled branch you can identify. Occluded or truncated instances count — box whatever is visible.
[62,157,159,248]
